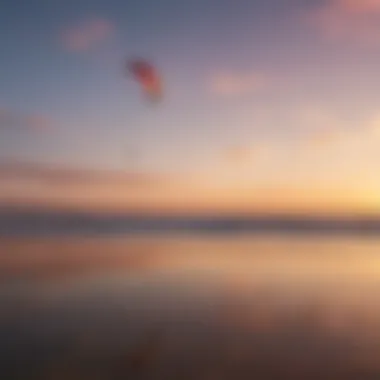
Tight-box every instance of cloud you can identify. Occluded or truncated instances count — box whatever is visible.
[0,161,164,189]
[0,161,175,213]
[225,146,251,164]
[209,70,269,97]
[61,17,114,52]
[296,105,340,131]
[291,105,343,148]
[307,128,342,148]
[305,0,380,46]
[223,145,268,166]
[300,108,380,151]
[337,0,380,13]
[23,115,53,132]
[0,108,54,132]
[367,113,380,137]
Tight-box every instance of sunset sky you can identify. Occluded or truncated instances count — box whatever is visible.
[1,0,380,215]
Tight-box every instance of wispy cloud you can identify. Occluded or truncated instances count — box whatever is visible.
[61,17,114,52]
[0,161,197,212]
[367,113,380,138]
[0,161,162,188]
[305,0,380,46]
[225,146,251,163]
[223,144,268,166]
[339,0,380,13]
[307,128,342,148]
[209,70,270,97]
[292,105,343,148]
[296,105,339,131]
[298,106,380,151]
[0,108,54,132]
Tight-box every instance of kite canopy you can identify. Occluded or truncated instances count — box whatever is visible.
[127,59,162,102]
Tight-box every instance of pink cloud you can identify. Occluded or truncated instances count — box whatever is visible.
[337,0,380,13]
[0,108,54,132]
[221,143,271,168]
[307,128,341,148]
[24,114,53,132]
[0,160,164,188]
[61,17,114,52]
[305,0,380,46]
[209,70,269,97]
[292,105,345,149]
[366,113,380,137]
[224,146,252,164]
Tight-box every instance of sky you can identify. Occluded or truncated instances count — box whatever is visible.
[1,0,380,215]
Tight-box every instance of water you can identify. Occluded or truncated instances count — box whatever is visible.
[2,207,380,238]
[2,234,380,379]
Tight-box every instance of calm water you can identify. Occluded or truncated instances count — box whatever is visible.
[2,234,380,379]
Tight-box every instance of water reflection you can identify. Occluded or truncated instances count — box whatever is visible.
[2,235,380,379]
